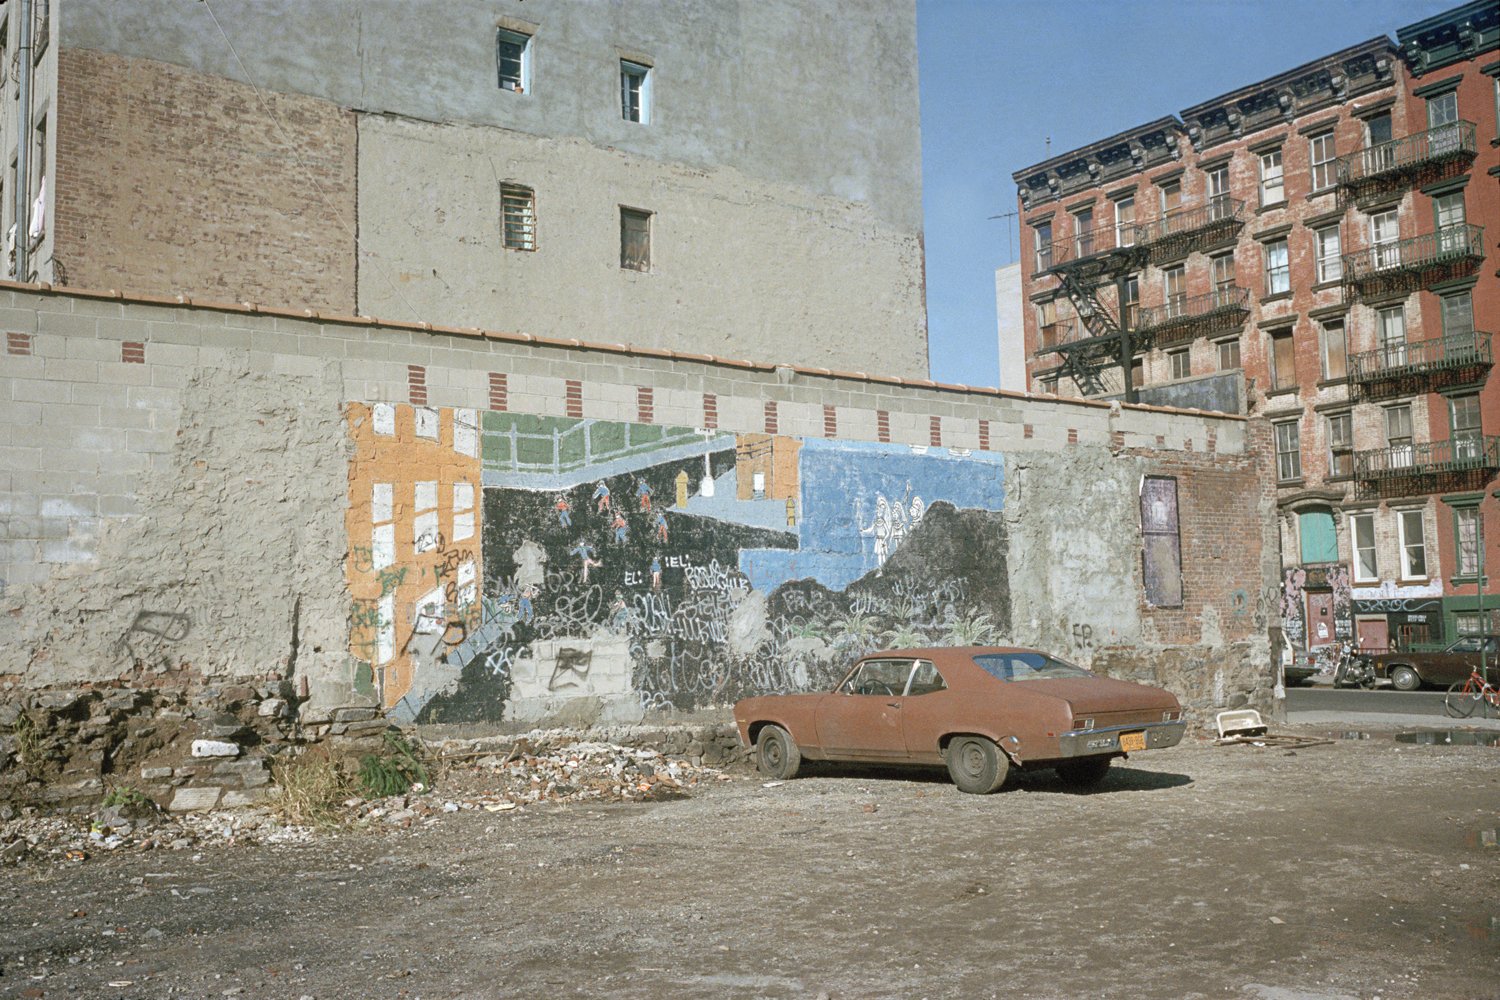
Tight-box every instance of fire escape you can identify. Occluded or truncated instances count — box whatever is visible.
[1033,223,1148,398]
[1335,121,1478,210]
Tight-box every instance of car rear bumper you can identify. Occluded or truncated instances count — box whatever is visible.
[1056,721,1186,757]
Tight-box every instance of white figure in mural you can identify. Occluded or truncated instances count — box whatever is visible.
[513,540,548,590]
[856,484,926,568]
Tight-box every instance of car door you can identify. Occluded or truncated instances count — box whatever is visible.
[814,658,913,760]
[896,659,954,764]
[1430,637,1480,685]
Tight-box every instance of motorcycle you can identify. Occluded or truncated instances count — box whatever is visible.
[1331,641,1376,689]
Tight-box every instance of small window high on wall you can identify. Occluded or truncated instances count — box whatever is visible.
[1141,476,1183,607]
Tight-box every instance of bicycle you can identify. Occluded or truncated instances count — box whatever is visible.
[1443,666,1500,719]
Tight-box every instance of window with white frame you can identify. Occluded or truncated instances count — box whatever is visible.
[1258,149,1284,206]
[454,409,479,458]
[1428,88,1460,153]
[1320,319,1346,381]
[1327,412,1352,478]
[1211,251,1236,303]
[1397,508,1428,579]
[1274,420,1301,482]
[1163,264,1185,317]
[1440,289,1474,339]
[1310,132,1337,191]
[1315,224,1342,283]
[414,481,439,553]
[1264,238,1289,295]
[621,60,651,123]
[501,184,536,251]
[453,481,476,542]
[1386,404,1413,468]
[1216,337,1241,371]
[1121,274,1139,328]
[496,28,532,93]
[1073,206,1095,257]
[1350,512,1378,581]
[1169,347,1190,380]
[1206,163,1231,220]
[1378,304,1407,364]
[371,483,395,571]
[1434,191,1467,252]
[1450,393,1482,460]
[1454,505,1481,578]
[1159,178,1181,220]
[414,407,439,440]
[1033,221,1053,271]
[372,402,396,436]
[1114,196,1135,247]
[1370,209,1399,269]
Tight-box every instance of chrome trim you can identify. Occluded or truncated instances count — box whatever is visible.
[1056,721,1186,758]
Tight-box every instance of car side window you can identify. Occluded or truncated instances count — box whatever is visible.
[1450,637,1481,653]
[842,659,913,695]
[905,660,947,696]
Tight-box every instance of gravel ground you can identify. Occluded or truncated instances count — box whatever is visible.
[0,725,1496,1000]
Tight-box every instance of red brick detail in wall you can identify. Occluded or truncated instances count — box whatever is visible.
[488,372,508,411]
[978,419,990,451]
[877,410,890,443]
[53,49,357,313]
[764,401,779,435]
[1067,428,1078,445]
[6,332,32,355]
[1207,429,1217,453]
[407,365,427,406]
[703,393,718,430]
[565,380,583,419]
[637,387,654,424]
[823,405,837,438]
[121,341,145,364]
[929,416,942,447]
[1111,430,1125,450]
[1023,423,1033,439]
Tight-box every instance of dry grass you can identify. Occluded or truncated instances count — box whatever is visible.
[270,747,352,828]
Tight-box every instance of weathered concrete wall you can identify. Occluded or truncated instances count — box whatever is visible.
[355,114,925,372]
[1,288,1273,737]
[53,49,358,313]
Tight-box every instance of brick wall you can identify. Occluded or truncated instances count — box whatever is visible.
[53,49,356,314]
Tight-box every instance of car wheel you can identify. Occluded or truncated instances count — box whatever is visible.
[756,724,802,780]
[1055,756,1111,789]
[945,736,1008,794]
[1389,665,1420,692]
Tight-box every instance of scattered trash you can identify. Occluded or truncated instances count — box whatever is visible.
[762,781,784,788]
[1212,709,1333,750]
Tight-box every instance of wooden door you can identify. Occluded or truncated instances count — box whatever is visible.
[1306,591,1335,647]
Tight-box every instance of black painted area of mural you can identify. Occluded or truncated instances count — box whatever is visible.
[413,657,512,725]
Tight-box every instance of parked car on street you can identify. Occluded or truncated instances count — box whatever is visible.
[1360,636,1500,691]
[733,646,1186,794]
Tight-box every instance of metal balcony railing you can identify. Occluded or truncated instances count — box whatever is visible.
[1347,331,1493,385]
[1135,286,1250,341]
[1354,435,1500,482]
[1336,121,1478,186]
[1138,197,1245,248]
[1041,221,1145,271]
[1342,224,1484,283]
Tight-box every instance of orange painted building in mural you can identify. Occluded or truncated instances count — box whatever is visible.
[345,402,483,710]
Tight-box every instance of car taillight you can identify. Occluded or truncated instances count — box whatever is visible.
[1163,710,1179,722]
[1074,717,1094,731]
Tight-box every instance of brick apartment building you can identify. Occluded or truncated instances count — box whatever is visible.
[1011,0,1499,662]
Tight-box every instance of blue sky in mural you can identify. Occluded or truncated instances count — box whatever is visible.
[916,0,1460,387]
[740,439,1006,592]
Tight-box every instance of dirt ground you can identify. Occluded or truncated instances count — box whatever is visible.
[0,725,1496,1000]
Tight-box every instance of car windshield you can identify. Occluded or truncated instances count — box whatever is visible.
[972,651,1093,682]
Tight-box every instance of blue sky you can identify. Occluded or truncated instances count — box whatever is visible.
[917,0,1461,387]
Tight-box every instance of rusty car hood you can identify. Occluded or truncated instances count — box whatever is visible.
[1017,676,1179,714]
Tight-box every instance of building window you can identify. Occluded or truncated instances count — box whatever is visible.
[496,28,532,93]
[1163,265,1185,317]
[1299,509,1339,564]
[1365,110,1394,174]
[1073,206,1094,257]
[1270,328,1295,389]
[1216,337,1240,371]
[1264,239,1289,296]
[1327,412,1352,478]
[1169,347,1190,380]
[1121,274,1139,329]
[1310,132,1337,191]
[620,207,651,271]
[1386,404,1413,467]
[1378,304,1407,364]
[1314,224,1342,283]
[31,0,47,60]
[1033,221,1053,271]
[1206,164,1231,220]
[1370,209,1399,268]
[1258,149,1284,206]
[1130,357,1145,388]
[1454,506,1481,578]
[1397,509,1427,579]
[501,184,536,251]
[1434,191,1467,251]
[621,60,651,123]
[414,481,439,553]
[371,483,395,571]
[1428,88,1460,152]
[1140,476,1183,608]
[1210,252,1236,304]
[1320,319,1346,381]
[1450,393,1482,459]
[1275,420,1302,482]
[1114,196,1135,247]
[1440,289,1474,339]
[1158,178,1181,216]
[453,482,476,542]
[1350,513,1378,581]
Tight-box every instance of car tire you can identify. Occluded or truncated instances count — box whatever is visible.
[945,736,1008,794]
[1055,756,1111,789]
[1389,665,1421,692]
[756,724,802,780]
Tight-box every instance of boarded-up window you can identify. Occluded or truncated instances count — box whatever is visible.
[1299,509,1338,564]
[1270,329,1295,389]
[1141,476,1183,607]
[621,207,651,271]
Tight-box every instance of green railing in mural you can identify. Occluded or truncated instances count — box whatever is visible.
[1347,331,1493,384]
[1354,435,1500,482]
[487,419,702,474]
[1335,121,1477,185]
[1341,224,1484,282]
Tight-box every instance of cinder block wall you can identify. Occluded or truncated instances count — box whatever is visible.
[0,285,1275,726]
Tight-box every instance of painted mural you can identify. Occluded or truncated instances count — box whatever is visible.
[346,405,1010,723]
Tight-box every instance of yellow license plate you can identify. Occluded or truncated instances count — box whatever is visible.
[1119,731,1147,752]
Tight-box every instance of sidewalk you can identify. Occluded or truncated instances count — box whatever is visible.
[1281,709,1500,732]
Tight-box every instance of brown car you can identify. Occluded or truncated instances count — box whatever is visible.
[1363,636,1500,691]
[733,646,1186,794]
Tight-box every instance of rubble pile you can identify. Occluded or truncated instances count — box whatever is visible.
[0,803,316,866]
